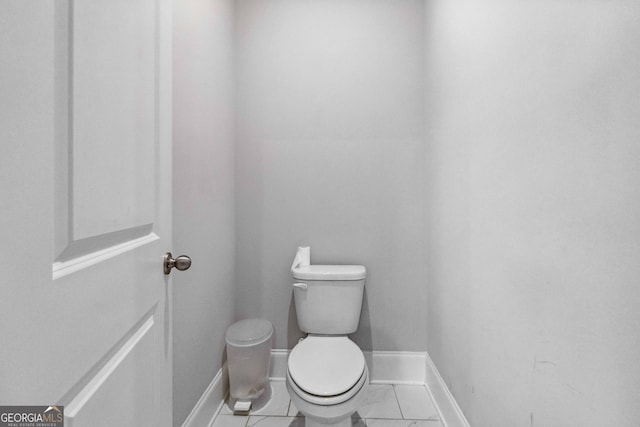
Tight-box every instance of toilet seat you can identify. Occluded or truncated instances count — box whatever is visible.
[287,336,366,405]
[287,365,368,406]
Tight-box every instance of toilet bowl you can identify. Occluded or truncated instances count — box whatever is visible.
[286,247,368,427]
[286,336,369,427]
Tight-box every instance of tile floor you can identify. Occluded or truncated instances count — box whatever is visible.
[210,380,444,427]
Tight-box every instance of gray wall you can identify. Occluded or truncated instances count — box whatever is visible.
[424,1,640,426]
[172,0,235,424]
[235,0,427,351]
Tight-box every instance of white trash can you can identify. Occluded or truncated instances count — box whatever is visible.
[225,318,273,412]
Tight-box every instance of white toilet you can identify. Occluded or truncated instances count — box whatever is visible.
[286,247,369,427]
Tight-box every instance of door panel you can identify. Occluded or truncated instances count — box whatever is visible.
[54,0,160,264]
[71,0,156,241]
[0,0,172,425]
[64,313,158,426]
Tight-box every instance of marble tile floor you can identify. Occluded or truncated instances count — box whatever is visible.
[210,380,444,427]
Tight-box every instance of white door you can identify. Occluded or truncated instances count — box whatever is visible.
[1,1,173,426]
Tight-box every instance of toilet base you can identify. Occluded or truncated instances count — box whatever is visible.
[304,417,351,427]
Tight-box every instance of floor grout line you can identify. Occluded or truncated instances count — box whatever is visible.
[391,383,406,420]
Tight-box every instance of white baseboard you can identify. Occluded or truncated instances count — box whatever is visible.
[364,351,427,384]
[424,354,471,427]
[269,349,289,380]
[185,350,469,427]
[181,364,228,427]
[270,349,427,384]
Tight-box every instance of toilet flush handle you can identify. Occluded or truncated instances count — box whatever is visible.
[293,283,308,290]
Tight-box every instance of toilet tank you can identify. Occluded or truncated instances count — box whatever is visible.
[292,265,366,335]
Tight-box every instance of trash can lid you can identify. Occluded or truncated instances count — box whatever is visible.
[226,318,273,346]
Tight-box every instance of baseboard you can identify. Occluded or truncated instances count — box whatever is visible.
[269,349,289,380]
[270,349,427,384]
[184,351,469,427]
[181,364,228,427]
[364,351,427,384]
[424,354,471,427]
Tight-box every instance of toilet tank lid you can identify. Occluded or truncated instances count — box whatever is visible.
[292,265,366,281]
[225,318,273,347]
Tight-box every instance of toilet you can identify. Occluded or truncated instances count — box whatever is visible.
[286,247,369,427]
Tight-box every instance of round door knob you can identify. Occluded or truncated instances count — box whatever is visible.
[164,252,192,274]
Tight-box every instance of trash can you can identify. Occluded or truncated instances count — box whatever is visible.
[225,318,273,411]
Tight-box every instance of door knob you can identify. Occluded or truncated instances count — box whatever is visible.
[164,252,192,274]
